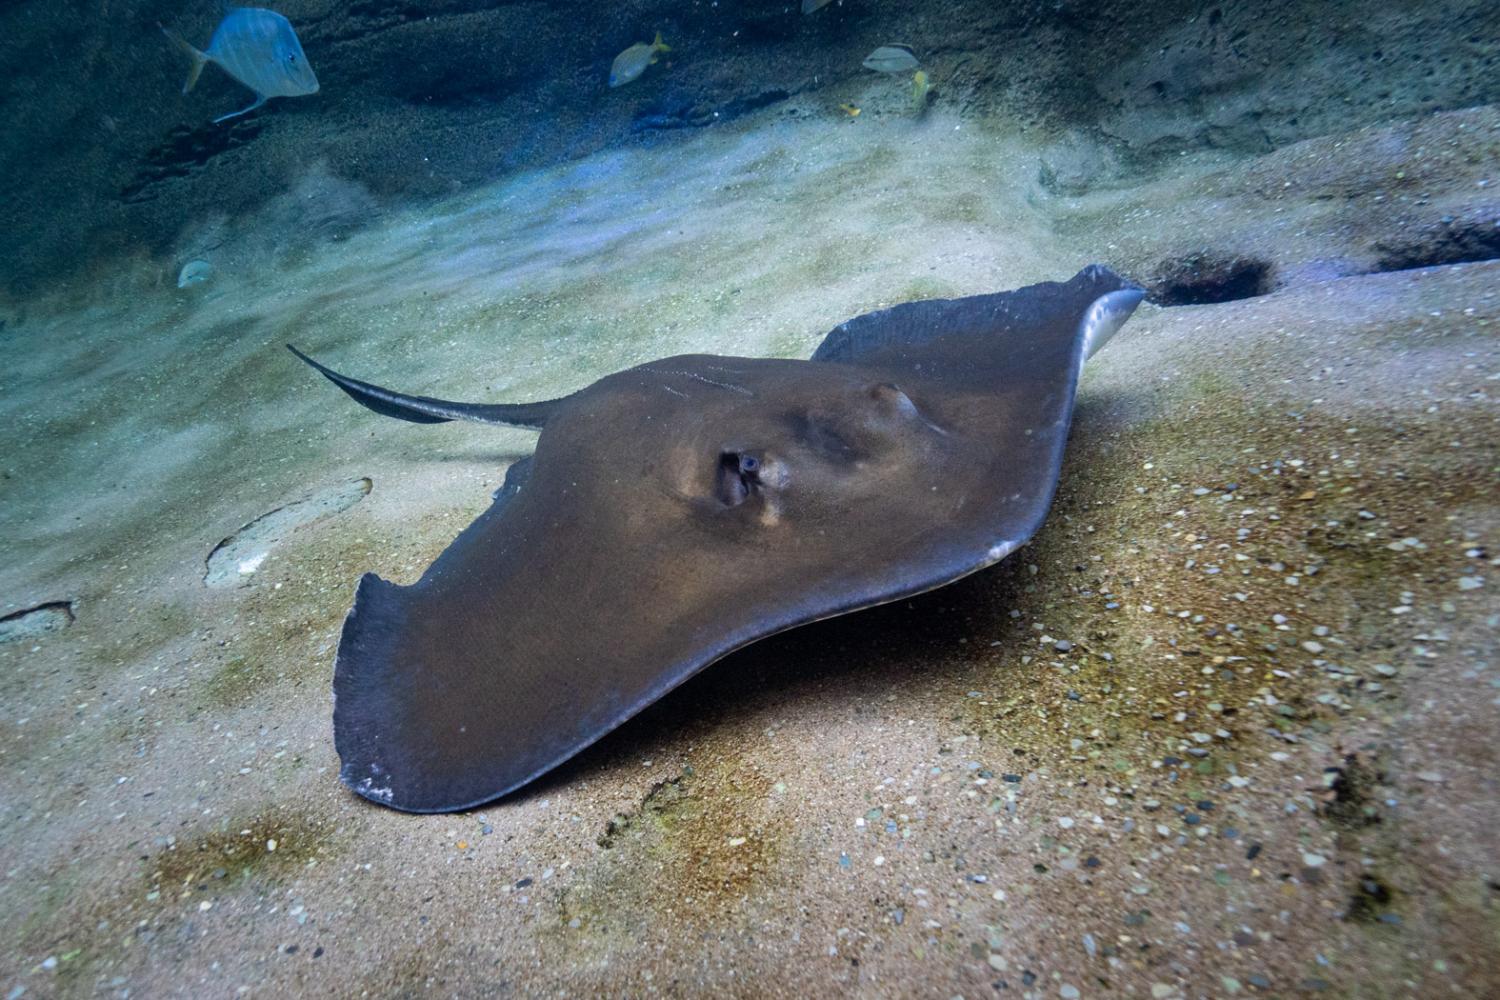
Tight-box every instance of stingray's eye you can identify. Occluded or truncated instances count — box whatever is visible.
[716,450,763,507]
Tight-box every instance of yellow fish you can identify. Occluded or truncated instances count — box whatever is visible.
[911,70,932,110]
[839,103,861,117]
[609,32,670,88]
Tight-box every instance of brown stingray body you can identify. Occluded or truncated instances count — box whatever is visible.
[293,265,1145,812]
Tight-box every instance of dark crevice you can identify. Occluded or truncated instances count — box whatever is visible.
[1148,254,1274,306]
[1372,216,1500,272]
[634,90,792,131]
[0,600,76,643]
[119,121,265,203]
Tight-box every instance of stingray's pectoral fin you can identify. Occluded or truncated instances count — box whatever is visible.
[1079,282,1148,361]
[332,573,408,806]
[288,345,562,429]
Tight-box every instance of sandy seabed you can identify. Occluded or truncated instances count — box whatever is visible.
[2,101,1498,997]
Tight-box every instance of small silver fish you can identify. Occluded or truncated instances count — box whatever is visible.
[862,45,919,74]
[177,260,214,288]
[609,32,670,88]
[162,8,319,124]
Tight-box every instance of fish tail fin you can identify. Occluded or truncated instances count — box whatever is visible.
[653,31,670,53]
[160,24,209,94]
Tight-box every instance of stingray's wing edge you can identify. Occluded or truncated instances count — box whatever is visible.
[809,264,1141,364]
[288,345,563,429]
[1081,286,1147,360]
[332,456,537,811]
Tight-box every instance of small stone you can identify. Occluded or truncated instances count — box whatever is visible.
[1151,984,1176,999]
[1301,641,1324,653]
[1058,817,1075,829]
[1302,852,1327,867]
[1373,664,1398,677]
[1060,986,1081,1000]
[988,953,1008,971]
[1457,576,1483,591]
[1416,771,1445,784]
[1247,974,1272,989]
[1054,639,1073,653]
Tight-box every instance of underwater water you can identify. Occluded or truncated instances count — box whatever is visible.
[2,0,1498,995]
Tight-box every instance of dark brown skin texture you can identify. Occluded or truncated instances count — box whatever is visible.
[296,266,1144,812]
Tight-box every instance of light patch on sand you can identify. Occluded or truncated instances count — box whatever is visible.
[203,477,373,589]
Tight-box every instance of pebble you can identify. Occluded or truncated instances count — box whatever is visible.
[1457,576,1483,591]
[1302,852,1327,867]
[1416,771,1446,784]
[1058,817,1075,829]
[1060,986,1080,999]
[1150,984,1176,999]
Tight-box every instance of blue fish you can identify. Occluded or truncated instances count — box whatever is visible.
[161,8,319,124]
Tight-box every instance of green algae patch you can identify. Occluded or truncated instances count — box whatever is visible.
[553,753,791,956]
[141,808,344,896]
[14,806,347,992]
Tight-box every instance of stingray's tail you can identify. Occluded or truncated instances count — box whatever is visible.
[288,345,563,429]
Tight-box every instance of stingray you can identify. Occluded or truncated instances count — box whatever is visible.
[291,265,1145,813]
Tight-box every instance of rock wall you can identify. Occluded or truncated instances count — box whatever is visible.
[1,0,1496,299]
